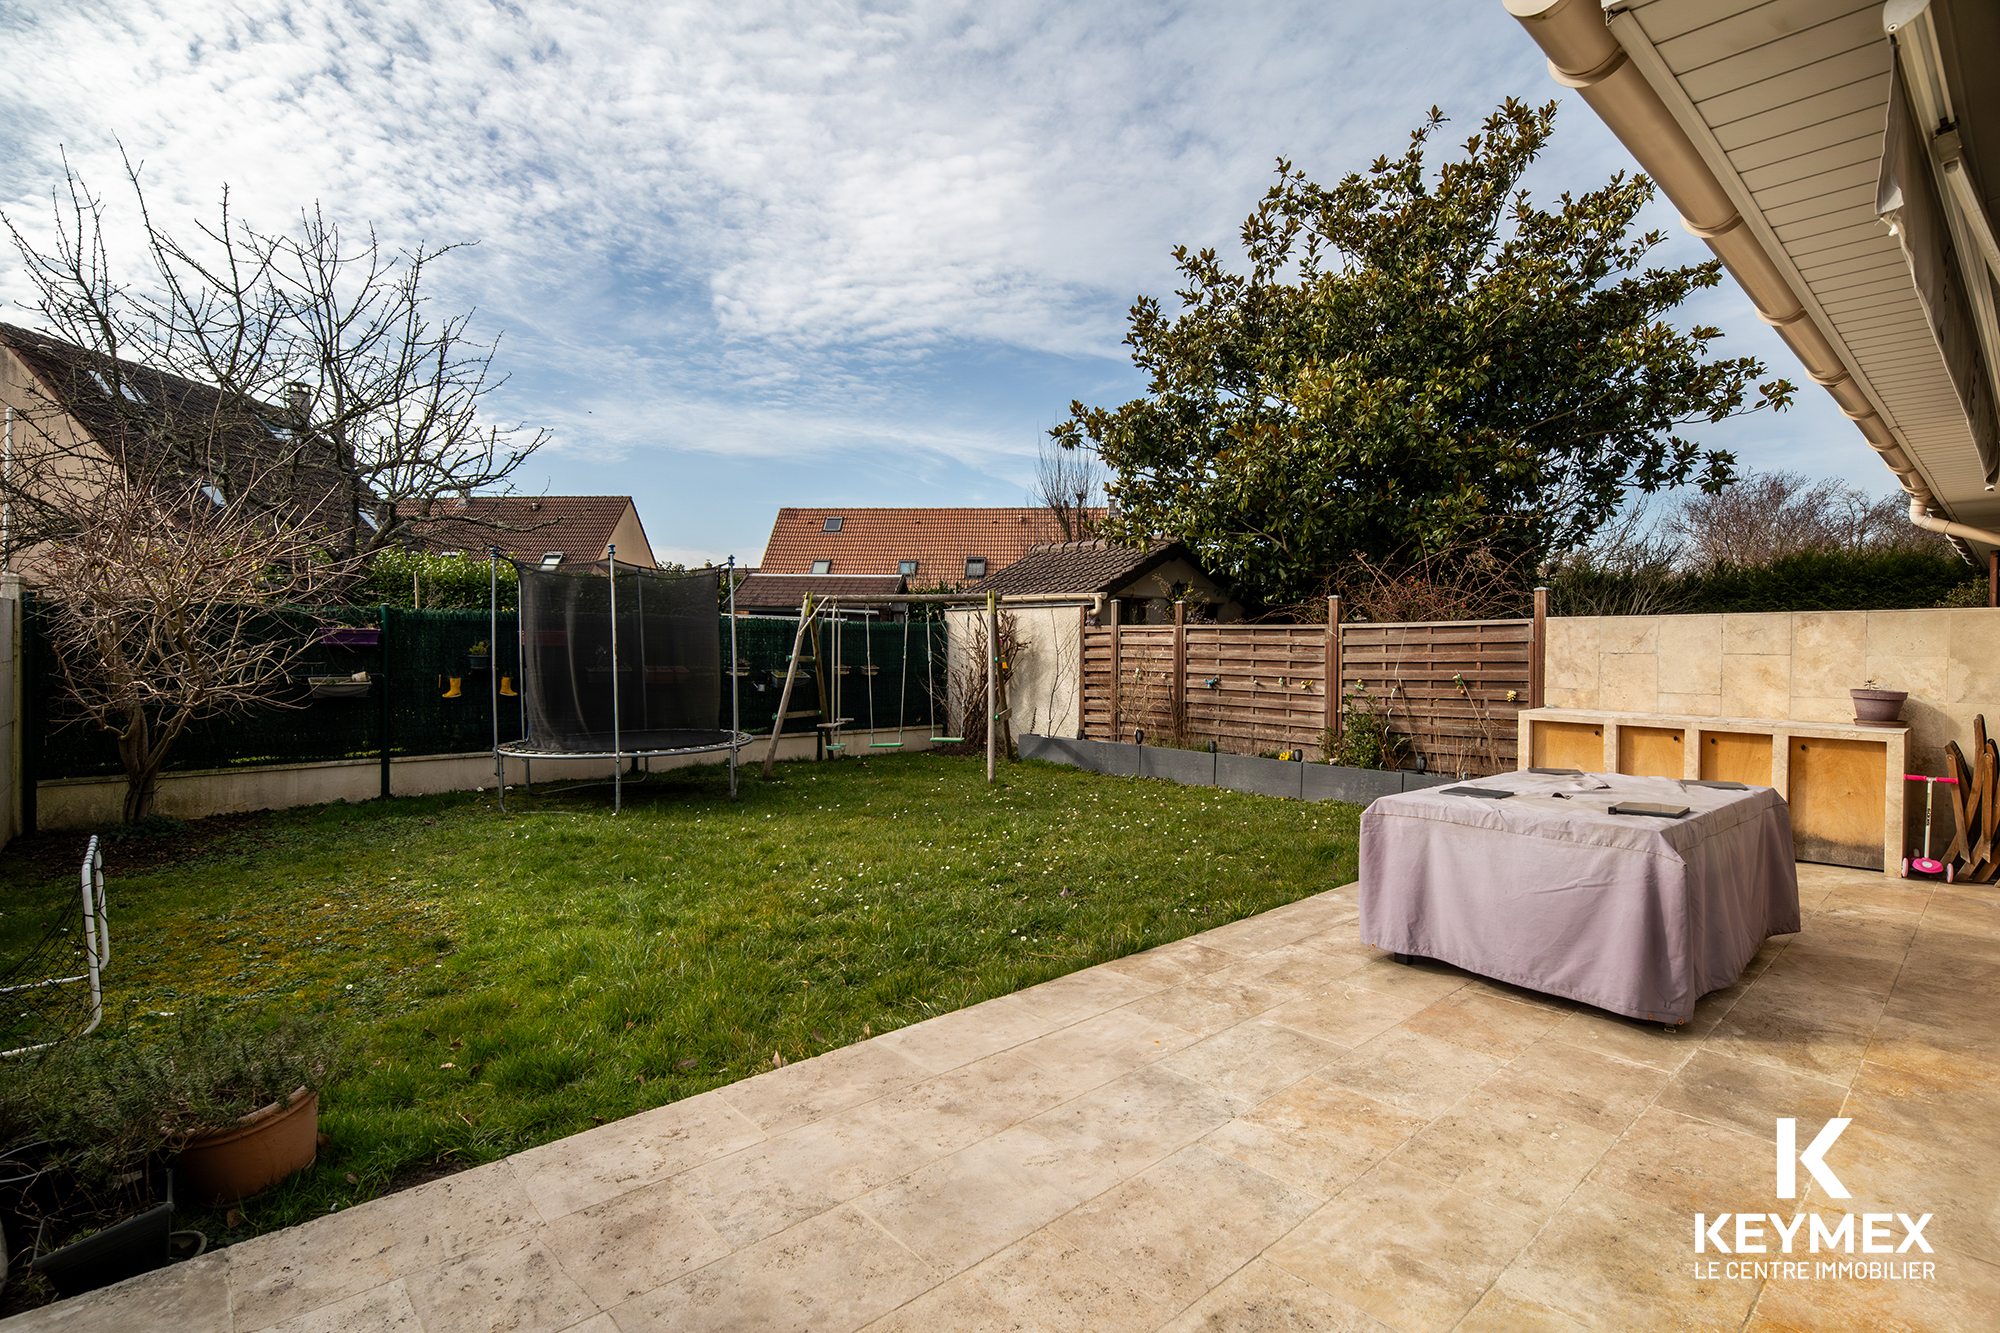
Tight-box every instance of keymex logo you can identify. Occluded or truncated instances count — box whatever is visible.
[1688,1117,1936,1282]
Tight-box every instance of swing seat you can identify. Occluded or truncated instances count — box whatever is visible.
[928,736,965,743]
[870,741,905,748]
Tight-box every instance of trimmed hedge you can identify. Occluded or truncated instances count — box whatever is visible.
[1552,549,1980,617]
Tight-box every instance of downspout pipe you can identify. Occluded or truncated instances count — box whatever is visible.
[1501,0,2000,552]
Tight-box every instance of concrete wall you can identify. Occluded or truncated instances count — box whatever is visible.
[945,606,1083,743]
[31,731,920,831]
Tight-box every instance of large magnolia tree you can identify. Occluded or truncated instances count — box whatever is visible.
[1052,99,1795,607]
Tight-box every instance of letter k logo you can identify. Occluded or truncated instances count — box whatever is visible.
[1776,1118,1851,1199]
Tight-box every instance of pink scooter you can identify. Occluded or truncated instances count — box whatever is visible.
[1902,773,1960,881]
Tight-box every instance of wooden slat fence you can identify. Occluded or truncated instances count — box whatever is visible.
[1080,599,1545,778]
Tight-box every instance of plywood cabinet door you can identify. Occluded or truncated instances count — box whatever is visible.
[1619,726,1685,779]
[1790,737,1887,868]
[1532,720,1603,772]
[1702,731,1774,787]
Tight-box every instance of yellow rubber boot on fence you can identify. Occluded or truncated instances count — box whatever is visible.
[441,676,462,699]
[499,676,518,697]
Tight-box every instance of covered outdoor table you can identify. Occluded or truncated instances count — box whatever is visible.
[1358,771,1799,1024]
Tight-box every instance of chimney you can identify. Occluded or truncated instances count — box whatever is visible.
[285,383,311,421]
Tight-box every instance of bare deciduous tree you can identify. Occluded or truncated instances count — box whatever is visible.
[1667,470,1944,567]
[1034,436,1102,543]
[4,157,549,566]
[27,474,357,822]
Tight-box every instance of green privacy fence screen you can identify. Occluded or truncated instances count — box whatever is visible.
[27,604,944,784]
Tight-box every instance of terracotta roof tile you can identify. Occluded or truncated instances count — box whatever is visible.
[758,507,1106,584]
[405,495,644,568]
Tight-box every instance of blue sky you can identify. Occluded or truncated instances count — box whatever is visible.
[1,1,1881,567]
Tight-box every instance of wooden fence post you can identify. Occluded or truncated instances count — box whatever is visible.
[1172,599,1187,740]
[1531,586,1549,710]
[1990,550,1997,608]
[1324,596,1340,741]
[1109,601,1122,741]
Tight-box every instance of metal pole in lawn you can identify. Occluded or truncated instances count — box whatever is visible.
[491,549,502,805]
[986,588,997,785]
[727,554,740,799]
[610,543,622,815]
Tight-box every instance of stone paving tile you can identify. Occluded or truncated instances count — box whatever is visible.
[538,1179,731,1307]
[1863,1013,2000,1090]
[1123,970,1302,1038]
[1010,1003,1201,1088]
[714,1040,932,1135]
[611,1205,937,1333]
[1401,988,1568,1059]
[866,993,1051,1075]
[263,1280,420,1333]
[1584,1107,1778,1217]
[1265,1160,1536,1333]
[1653,1048,1849,1142]
[1747,1249,2000,1333]
[1831,1121,2000,1269]
[1314,1027,1505,1120]
[1490,1180,1761,1333]
[1261,980,1429,1049]
[1005,964,1164,1027]
[1451,1288,1592,1332]
[676,1104,935,1248]
[1200,1075,1425,1201]
[1046,1143,1320,1311]
[852,1124,1115,1277]
[1387,1080,1622,1221]
[1476,1038,1668,1138]
[401,1236,598,1333]
[1156,1018,1343,1114]
[1155,1259,1398,1333]
[508,1088,765,1221]
[869,1049,1089,1157]
[228,1161,538,1332]
[857,1229,1176,1333]
[1098,937,1243,987]
[0,1251,234,1333]
[1026,1063,1240,1184]
[1702,982,1883,1084]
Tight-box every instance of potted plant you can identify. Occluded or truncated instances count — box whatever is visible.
[0,1011,342,1301]
[467,640,490,671]
[1851,679,1908,727]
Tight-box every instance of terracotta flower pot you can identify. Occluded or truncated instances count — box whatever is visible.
[176,1088,319,1207]
[1851,687,1909,727]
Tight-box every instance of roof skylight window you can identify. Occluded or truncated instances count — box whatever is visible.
[898,559,918,576]
[811,559,833,574]
[199,483,225,507]
[822,516,844,532]
[87,368,145,404]
[540,551,564,569]
[964,557,987,579]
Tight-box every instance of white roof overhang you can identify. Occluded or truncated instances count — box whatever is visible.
[1502,0,2000,559]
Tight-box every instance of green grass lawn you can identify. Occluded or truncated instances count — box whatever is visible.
[0,752,1358,1253]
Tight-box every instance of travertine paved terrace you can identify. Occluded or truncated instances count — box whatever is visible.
[10,862,1997,1332]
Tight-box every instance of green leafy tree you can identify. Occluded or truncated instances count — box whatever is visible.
[1052,100,1794,606]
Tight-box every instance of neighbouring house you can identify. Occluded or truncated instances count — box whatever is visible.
[732,572,908,617]
[1506,0,1999,593]
[0,321,354,569]
[408,495,663,571]
[756,506,1108,587]
[969,538,1240,623]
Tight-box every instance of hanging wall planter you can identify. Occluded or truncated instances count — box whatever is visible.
[309,673,372,700]
[175,1088,319,1208]
[316,626,381,648]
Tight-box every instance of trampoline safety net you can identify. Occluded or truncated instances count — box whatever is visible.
[514,562,731,754]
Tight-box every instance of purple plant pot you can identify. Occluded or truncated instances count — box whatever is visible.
[317,626,381,647]
[1851,688,1908,727]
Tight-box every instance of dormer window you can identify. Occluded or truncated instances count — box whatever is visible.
[822,516,844,532]
[964,557,987,579]
[898,559,918,576]
[810,559,833,574]
[540,551,564,569]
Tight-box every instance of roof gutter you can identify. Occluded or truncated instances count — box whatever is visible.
[1501,0,2000,554]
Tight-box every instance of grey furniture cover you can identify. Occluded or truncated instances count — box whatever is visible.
[1358,772,1800,1024]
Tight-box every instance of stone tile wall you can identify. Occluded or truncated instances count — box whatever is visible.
[1546,610,2000,777]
